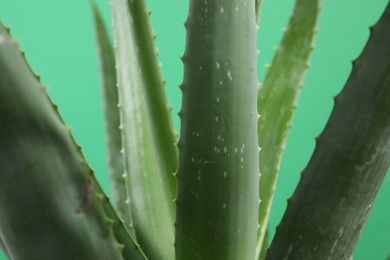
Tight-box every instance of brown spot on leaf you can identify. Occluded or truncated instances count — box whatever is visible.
[76,179,94,214]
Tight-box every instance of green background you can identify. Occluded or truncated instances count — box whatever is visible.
[0,0,389,259]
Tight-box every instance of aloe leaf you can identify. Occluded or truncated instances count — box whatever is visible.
[258,230,269,260]
[90,3,134,235]
[123,1,178,203]
[256,0,321,257]
[175,1,259,259]
[255,0,263,25]
[109,0,176,259]
[266,3,390,259]
[0,23,146,260]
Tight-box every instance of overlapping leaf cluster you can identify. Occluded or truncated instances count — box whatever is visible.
[0,1,389,259]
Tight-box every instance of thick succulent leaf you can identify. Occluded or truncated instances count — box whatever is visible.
[175,1,259,259]
[0,23,146,260]
[256,0,321,257]
[266,3,390,259]
[90,3,133,234]
[109,0,176,259]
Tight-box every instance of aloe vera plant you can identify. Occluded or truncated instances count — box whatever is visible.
[0,0,389,260]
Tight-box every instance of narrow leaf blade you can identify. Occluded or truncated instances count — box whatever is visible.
[256,0,263,25]
[109,0,176,259]
[256,0,322,257]
[90,2,134,235]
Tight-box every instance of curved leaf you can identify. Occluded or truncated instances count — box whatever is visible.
[0,23,146,260]
[256,0,322,257]
[266,3,390,259]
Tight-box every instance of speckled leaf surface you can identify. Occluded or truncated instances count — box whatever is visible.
[175,1,259,259]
